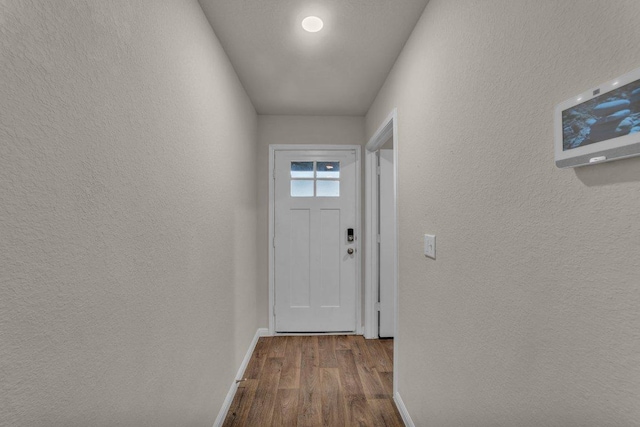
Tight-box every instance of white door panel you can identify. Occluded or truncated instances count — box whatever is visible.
[274,150,357,332]
[319,209,340,307]
[289,209,311,307]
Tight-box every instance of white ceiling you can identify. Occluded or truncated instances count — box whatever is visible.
[198,0,430,116]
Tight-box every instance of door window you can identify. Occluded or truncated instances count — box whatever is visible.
[290,161,340,197]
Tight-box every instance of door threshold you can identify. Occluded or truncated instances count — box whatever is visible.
[273,331,357,336]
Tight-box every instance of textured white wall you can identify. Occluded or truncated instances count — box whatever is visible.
[256,116,365,326]
[366,1,640,426]
[0,1,258,426]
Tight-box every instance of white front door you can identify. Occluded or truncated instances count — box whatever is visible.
[274,149,358,332]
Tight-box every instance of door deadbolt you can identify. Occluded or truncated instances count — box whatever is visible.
[347,248,354,255]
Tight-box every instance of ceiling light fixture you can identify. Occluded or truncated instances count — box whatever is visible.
[302,16,324,33]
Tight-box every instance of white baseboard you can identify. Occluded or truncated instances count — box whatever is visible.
[394,391,415,427]
[212,328,270,427]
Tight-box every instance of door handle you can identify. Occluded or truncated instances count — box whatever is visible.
[347,248,354,255]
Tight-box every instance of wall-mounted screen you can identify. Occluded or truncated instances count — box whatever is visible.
[555,66,640,168]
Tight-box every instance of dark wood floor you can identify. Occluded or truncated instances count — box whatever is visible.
[222,335,403,427]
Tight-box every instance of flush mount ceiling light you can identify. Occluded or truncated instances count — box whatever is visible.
[302,16,323,33]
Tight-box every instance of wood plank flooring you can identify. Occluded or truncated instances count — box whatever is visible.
[223,335,403,427]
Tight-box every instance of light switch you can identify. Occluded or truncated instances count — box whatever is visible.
[424,234,436,259]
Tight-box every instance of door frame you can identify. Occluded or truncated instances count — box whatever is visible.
[364,108,400,407]
[364,108,398,340]
[268,144,363,336]
[364,108,399,398]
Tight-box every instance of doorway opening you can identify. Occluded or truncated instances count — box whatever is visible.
[364,108,399,391]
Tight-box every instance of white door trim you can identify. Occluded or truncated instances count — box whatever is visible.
[364,108,399,395]
[364,152,380,339]
[268,144,362,336]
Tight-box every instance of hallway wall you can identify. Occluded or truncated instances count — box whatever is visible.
[366,1,640,425]
[256,116,365,327]
[0,1,258,425]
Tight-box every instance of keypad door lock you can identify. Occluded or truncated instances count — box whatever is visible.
[347,228,354,242]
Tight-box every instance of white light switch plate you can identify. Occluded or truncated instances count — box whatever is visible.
[424,234,436,259]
